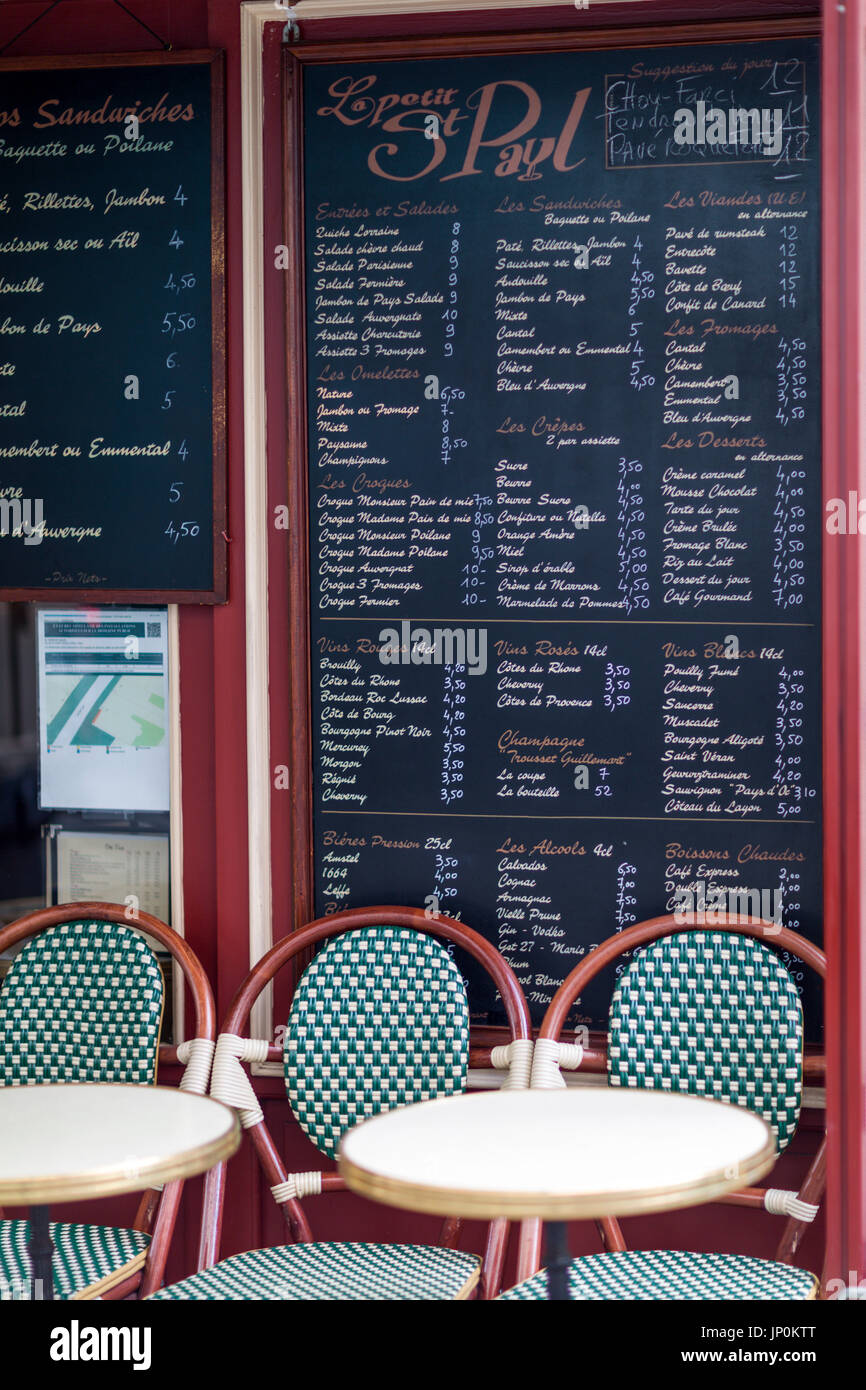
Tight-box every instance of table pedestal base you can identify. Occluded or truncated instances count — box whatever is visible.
[545,1220,571,1301]
[28,1205,54,1301]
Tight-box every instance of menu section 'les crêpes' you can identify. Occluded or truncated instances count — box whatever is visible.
[301,38,821,1030]
[0,55,223,599]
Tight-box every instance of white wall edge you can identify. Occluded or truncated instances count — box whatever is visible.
[168,603,185,1041]
[242,3,278,1041]
[286,0,639,19]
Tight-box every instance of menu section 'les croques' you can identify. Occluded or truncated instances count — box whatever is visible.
[302,38,821,1031]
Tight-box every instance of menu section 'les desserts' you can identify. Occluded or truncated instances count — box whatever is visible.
[301,38,821,1030]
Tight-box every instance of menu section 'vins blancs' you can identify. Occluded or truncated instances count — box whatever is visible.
[301,38,822,1030]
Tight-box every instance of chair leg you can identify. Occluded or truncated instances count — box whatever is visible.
[597,1216,627,1252]
[139,1180,184,1297]
[132,1188,161,1234]
[515,1218,543,1284]
[775,1136,826,1264]
[480,1218,508,1299]
[439,1217,462,1249]
[197,1161,226,1271]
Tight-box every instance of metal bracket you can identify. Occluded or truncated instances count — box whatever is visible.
[274,3,300,44]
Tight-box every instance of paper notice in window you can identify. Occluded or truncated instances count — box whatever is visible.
[56,830,170,925]
[37,609,170,811]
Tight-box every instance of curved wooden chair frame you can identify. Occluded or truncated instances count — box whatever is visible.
[516,914,826,1289]
[198,904,532,1300]
[0,901,216,1299]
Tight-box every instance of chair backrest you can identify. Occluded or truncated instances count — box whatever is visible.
[202,905,532,1298]
[516,914,826,1286]
[607,930,804,1152]
[0,902,217,1299]
[0,918,164,1086]
[284,926,470,1159]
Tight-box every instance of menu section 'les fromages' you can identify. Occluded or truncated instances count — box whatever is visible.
[0,55,224,599]
[300,38,822,1031]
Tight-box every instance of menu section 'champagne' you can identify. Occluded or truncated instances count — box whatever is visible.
[301,38,822,1031]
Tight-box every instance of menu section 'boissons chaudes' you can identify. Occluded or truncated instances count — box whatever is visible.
[302,39,822,1030]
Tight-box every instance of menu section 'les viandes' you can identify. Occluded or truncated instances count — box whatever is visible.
[300,37,822,1031]
[0,54,224,601]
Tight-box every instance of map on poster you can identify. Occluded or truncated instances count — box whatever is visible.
[37,609,170,811]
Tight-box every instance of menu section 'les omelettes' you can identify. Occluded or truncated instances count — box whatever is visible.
[301,38,821,1031]
[0,55,223,599]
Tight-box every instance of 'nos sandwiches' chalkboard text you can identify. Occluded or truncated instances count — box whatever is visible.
[0,52,225,601]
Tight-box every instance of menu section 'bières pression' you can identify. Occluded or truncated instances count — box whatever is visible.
[302,38,821,1030]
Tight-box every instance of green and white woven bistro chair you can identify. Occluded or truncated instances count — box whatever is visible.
[0,902,217,1300]
[149,905,533,1301]
[501,914,825,1301]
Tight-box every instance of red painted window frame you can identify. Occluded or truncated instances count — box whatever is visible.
[820,0,866,1293]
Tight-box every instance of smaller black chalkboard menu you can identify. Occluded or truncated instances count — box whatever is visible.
[0,52,225,602]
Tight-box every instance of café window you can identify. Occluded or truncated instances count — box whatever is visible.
[0,603,179,1041]
[0,50,223,1047]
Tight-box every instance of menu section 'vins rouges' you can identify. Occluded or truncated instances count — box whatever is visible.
[0,54,224,600]
[301,37,822,1031]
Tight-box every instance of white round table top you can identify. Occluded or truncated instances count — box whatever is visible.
[0,1084,240,1205]
[339,1088,776,1220]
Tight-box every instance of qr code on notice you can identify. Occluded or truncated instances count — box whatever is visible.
[146,622,161,638]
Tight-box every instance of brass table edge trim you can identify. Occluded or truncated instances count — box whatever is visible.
[339,1138,778,1222]
[0,1119,240,1205]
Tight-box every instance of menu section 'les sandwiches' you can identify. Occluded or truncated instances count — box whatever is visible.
[0,57,222,599]
[301,38,822,1030]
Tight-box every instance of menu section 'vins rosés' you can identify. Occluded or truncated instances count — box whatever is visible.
[300,37,822,1030]
[0,55,224,600]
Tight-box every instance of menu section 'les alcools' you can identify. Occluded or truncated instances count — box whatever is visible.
[301,38,821,1031]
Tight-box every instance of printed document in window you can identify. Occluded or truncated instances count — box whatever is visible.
[37,609,170,811]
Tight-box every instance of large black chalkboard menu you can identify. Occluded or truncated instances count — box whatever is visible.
[294,28,822,1033]
[0,52,225,602]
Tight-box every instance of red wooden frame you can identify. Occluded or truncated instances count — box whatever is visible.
[196,905,531,1299]
[0,900,217,1298]
[280,14,823,1029]
[286,12,820,63]
[0,49,227,604]
[286,2,819,47]
[820,0,866,1295]
[514,913,827,1288]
